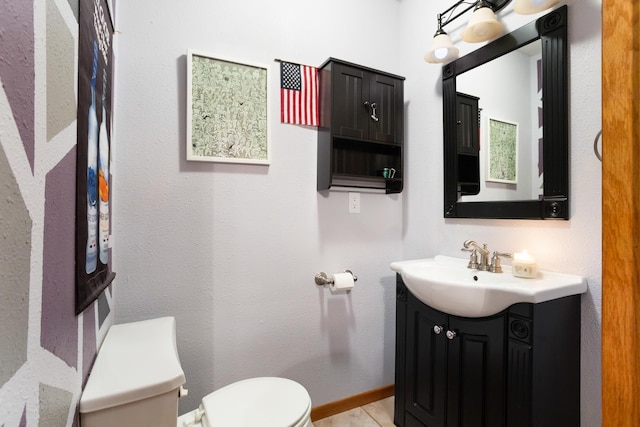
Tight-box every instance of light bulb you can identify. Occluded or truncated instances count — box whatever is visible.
[435,48,449,60]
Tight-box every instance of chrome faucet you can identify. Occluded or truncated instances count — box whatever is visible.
[462,240,512,273]
[463,240,490,271]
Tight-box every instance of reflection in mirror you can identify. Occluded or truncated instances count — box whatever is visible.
[457,41,542,202]
[442,5,568,219]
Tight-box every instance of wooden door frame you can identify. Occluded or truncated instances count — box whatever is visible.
[602,1,640,425]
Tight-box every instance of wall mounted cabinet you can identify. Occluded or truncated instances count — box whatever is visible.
[395,275,581,427]
[317,58,405,193]
[456,92,480,196]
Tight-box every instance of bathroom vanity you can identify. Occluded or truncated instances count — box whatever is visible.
[393,268,582,427]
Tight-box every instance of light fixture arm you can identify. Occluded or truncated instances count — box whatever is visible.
[438,1,477,31]
[437,0,512,32]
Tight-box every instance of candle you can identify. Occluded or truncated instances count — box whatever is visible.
[512,250,537,278]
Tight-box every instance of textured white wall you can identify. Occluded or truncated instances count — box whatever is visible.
[112,0,404,413]
[399,0,602,425]
[113,0,602,422]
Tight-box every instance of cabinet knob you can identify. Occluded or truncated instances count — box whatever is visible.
[446,330,457,340]
[433,325,444,335]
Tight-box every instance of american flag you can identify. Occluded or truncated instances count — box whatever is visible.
[280,61,319,126]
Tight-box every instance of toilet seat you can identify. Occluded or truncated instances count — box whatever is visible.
[199,377,311,427]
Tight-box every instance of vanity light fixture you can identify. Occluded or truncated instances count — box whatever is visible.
[514,0,561,14]
[425,0,510,64]
[425,0,562,64]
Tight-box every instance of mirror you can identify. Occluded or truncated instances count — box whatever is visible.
[457,40,542,202]
[443,6,568,219]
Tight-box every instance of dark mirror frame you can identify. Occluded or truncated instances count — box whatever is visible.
[443,5,568,219]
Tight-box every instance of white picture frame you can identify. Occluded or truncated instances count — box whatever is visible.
[186,49,270,165]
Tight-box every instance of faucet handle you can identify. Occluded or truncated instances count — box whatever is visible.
[461,247,480,269]
[489,252,512,273]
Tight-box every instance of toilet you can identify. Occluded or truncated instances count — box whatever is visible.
[79,317,312,427]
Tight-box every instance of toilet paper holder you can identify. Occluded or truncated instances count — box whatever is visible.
[315,270,358,286]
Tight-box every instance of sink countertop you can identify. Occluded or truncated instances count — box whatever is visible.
[390,255,587,317]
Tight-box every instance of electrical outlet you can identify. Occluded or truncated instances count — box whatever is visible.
[348,192,361,214]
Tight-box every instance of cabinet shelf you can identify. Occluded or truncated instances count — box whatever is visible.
[331,174,402,192]
[332,138,401,175]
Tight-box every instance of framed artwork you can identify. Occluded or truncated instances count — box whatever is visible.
[487,117,518,184]
[187,50,270,164]
[76,0,116,314]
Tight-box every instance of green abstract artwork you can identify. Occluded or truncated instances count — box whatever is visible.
[187,51,269,164]
[487,118,518,183]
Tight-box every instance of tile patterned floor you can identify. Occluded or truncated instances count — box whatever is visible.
[312,396,395,427]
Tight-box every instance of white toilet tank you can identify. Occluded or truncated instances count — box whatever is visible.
[80,317,186,427]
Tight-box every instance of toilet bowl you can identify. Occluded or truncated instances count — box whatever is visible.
[80,317,312,427]
[178,377,312,427]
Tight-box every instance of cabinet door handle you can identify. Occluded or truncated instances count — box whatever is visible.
[433,325,444,335]
[363,101,379,122]
[446,330,457,340]
[370,102,379,122]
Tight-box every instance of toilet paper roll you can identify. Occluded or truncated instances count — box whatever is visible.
[330,272,354,292]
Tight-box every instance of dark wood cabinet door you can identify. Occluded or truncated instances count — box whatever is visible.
[446,315,506,427]
[455,93,479,155]
[331,63,368,140]
[330,63,403,144]
[455,93,480,196]
[369,73,403,143]
[405,295,448,426]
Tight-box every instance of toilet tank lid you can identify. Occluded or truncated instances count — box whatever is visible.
[79,317,186,413]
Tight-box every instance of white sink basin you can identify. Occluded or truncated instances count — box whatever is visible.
[390,255,587,317]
